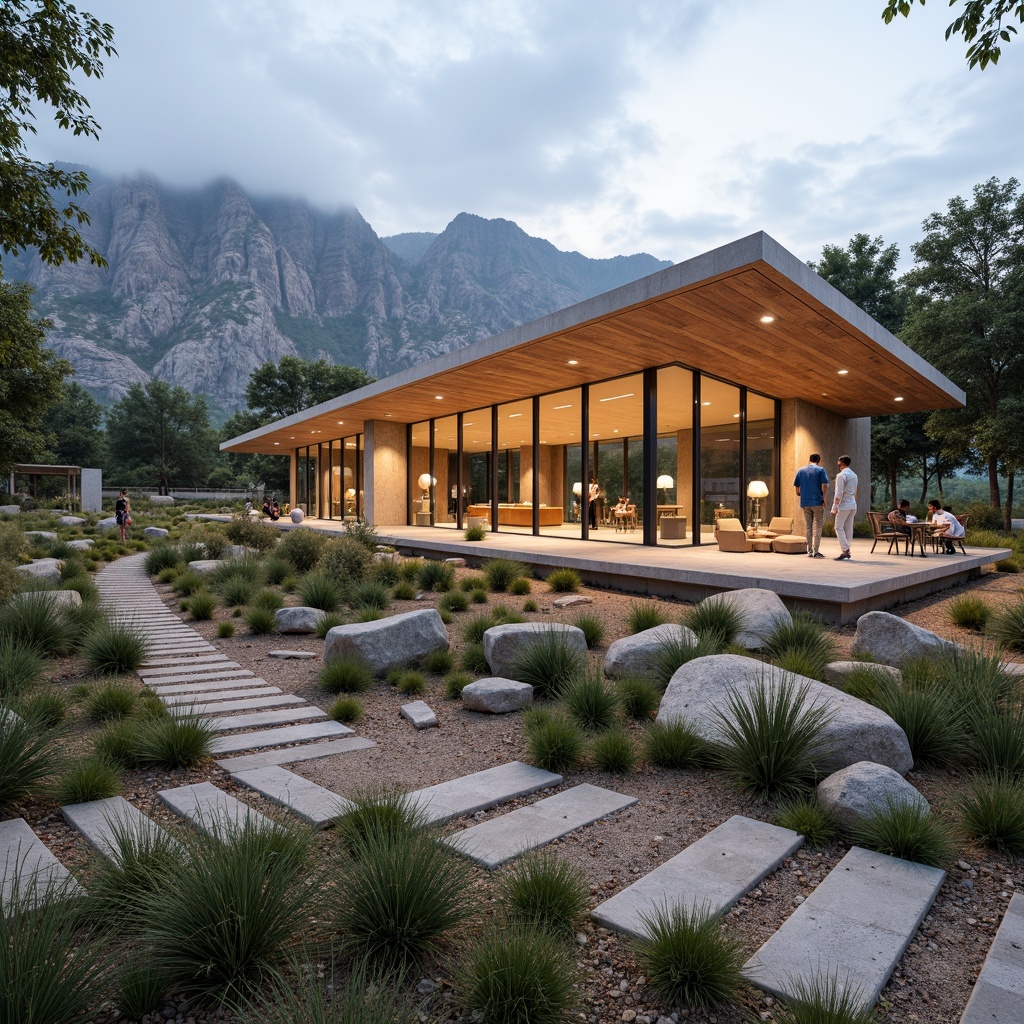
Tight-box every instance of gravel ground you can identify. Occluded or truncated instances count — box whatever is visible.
[20,561,1024,1023]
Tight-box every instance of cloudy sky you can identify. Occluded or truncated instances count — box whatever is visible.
[28,0,1024,268]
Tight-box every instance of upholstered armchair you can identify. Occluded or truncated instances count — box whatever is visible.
[716,517,752,552]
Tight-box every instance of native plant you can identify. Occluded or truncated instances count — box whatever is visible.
[498,852,589,938]
[642,720,706,769]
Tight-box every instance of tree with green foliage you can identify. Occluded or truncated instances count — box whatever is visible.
[0,281,70,478]
[0,2,115,267]
[41,380,105,467]
[106,380,215,494]
[882,0,1023,68]
[901,177,1024,528]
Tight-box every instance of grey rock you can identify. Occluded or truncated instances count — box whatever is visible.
[401,700,438,729]
[461,677,534,713]
[851,611,963,667]
[823,660,902,689]
[604,623,697,679]
[96,516,119,531]
[324,608,449,675]
[817,761,929,827]
[143,526,170,538]
[701,588,791,650]
[56,516,85,527]
[444,557,466,567]
[289,508,304,523]
[268,649,317,660]
[416,979,437,996]
[275,606,327,634]
[12,589,82,612]
[149,495,175,505]
[553,595,593,608]
[65,539,95,550]
[657,654,913,775]
[14,558,63,582]
[0,505,20,516]
[483,622,587,679]
[186,559,224,575]
[25,530,58,542]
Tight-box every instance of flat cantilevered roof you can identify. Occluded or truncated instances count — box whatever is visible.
[222,231,965,455]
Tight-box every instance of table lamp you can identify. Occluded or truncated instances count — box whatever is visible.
[417,473,435,513]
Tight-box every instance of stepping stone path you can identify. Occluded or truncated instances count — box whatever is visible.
[743,845,945,1014]
[445,783,637,869]
[961,892,1024,1022]
[158,782,273,838]
[61,796,171,864]
[591,815,803,939]
[229,766,353,827]
[1,818,85,911]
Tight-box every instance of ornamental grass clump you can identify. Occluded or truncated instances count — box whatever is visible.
[462,641,490,673]
[335,785,425,851]
[296,570,343,612]
[421,648,455,674]
[391,580,417,601]
[370,556,403,586]
[627,601,668,633]
[0,591,76,657]
[509,576,531,595]
[460,925,577,1024]
[653,631,722,689]
[397,670,426,695]
[989,598,1024,650]
[132,714,214,770]
[635,902,744,1012]
[713,675,833,802]
[966,706,1024,777]
[948,593,993,631]
[572,611,605,649]
[20,691,66,728]
[56,757,123,805]
[774,796,838,849]
[252,587,285,612]
[320,537,374,589]
[417,559,455,593]
[0,712,58,812]
[328,697,363,724]
[216,620,235,639]
[218,574,255,609]
[774,972,876,1024]
[314,612,345,637]
[591,729,636,774]
[642,720,707,769]
[957,774,1024,856]
[763,613,837,681]
[348,579,391,612]
[462,612,498,645]
[82,621,148,675]
[483,557,529,592]
[616,676,662,720]
[244,605,277,635]
[851,797,952,867]
[0,637,43,703]
[683,599,745,649]
[526,715,586,773]
[86,680,138,722]
[318,657,374,694]
[439,589,470,614]
[560,669,618,731]
[172,571,205,597]
[113,966,167,1024]
[499,852,589,938]
[186,589,217,621]
[872,677,963,768]
[445,670,473,699]
[511,630,586,699]
[144,544,182,575]
[546,567,581,593]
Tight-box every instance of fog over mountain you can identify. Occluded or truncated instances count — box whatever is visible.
[3,172,670,419]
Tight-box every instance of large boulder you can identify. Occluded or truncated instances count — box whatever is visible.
[461,678,534,713]
[483,622,587,679]
[817,761,929,827]
[15,558,63,583]
[143,526,170,539]
[701,588,791,650]
[851,611,963,667]
[12,589,82,612]
[604,623,697,679]
[25,531,58,543]
[65,539,95,551]
[275,606,327,634]
[324,609,448,676]
[56,516,85,527]
[823,660,902,690]
[96,517,119,532]
[657,654,913,775]
[149,495,175,505]
[187,559,224,575]
[0,505,20,516]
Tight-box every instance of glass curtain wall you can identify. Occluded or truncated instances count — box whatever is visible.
[699,379,741,537]
[343,435,360,519]
[463,407,493,526]
[746,392,777,526]
[295,447,317,516]
[656,365,694,545]
[589,373,643,541]
[409,421,432,524]
[537,388,580,533]
[496,399,533,531]
[433,414,458,527]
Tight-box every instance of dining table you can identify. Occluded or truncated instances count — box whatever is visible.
[903,520,937,557]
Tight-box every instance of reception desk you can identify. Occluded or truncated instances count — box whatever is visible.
[467,504,564,527]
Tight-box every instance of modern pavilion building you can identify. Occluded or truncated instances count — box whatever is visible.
[221,232,964,548]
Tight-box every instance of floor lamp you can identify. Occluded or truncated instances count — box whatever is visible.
[747,480,769,531]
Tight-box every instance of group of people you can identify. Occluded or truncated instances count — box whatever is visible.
[261,498,281,520]
[795,453,966,560]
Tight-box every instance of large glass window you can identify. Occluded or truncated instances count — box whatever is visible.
[409,421,432,525]
[538,388,580,533]
[463,407,493,526]
[656,365,694,545]
[746,392,777,526]
[496,399,533,531]
[699,379,741,536]
[433,414,457,527]
[590,373,643,541]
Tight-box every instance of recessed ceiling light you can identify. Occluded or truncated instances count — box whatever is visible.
[894,396,904,402]
[837,369,849,376]
[290,436,295,439]
[273,442,280,446]
[338,420,344,424]
[599,393,634,403]
[760,315,775,324]
[434,395,443,400]
[509,413,523,418]
[553,404,572,410]
[567,359,579,366]
[384,413,392,417]
[702,401,711,406]
[733,413,740,418]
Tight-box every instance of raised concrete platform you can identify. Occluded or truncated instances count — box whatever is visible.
[61,796,170,864]
[215,735,376,772]
[410,761,562,824]
[207,705,326,732]
[446,783,637,868]
[230,765,352,827]
[960,892,1024,1023]
[1,817,84,910]
[743,846,945,1012]
[158,781,271,838]
[209,720,354,755]
[591,815,803,938]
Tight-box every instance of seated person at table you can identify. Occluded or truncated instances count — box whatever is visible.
[887,499,912,535]
[613,496,629,514]
[927,499,965,553]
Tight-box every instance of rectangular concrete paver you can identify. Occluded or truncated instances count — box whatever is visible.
[446,783,637,869]
[591,815,803,938]
[141,654,231,668]
[1,817,84,911]
[960,892,1024,1023]
[410,761,562,825]
[172,695,306,715]
[140,669,254,685]
[162,686,284,705]
[743,846,945,1014]
[207,706,326,732]
[61,796,171,865]
[210,720,354,755]
[231,765,352,827]
[150,677,273,696]
[141,660,242,676]
[215,736,376,772]
[158,781,271,839]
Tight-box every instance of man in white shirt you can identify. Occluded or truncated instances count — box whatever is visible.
[830,455,858,560]
[927,500,965,553]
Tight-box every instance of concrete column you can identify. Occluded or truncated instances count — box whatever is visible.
[364,419,408,526]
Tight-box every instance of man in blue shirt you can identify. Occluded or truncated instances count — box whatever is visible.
[793,454,829,558]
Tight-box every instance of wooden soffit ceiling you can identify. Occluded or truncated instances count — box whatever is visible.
[224,252,963,455]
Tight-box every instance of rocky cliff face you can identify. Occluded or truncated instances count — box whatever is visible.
[4,174,671,416]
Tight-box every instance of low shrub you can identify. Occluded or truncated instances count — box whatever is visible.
[509,576,532,595]
[418,560,455,593]
[320,536,374,589]
[93,720,141,768]
[156,567,178,584]
[369,556,402,587]
[86,680,138,722]
[522,597,538,612]
[187,590,217,621]
[511,630,587,698]
[635,902,744,1011]
[398,558,422,582]
[774,796,838,848]
[335,785,424,851]
[224,515,279,550]
[642,720,706,769]
[19,691,66,728]
[144,545,182,575]
[560,670,619,731]
[343,519,379,552]
[852,797,952,867]
[461,925,577,1024]
[546,568,581,593]
[422,648,455,674]
[990,599,1024,650]
[392,580,417,601]
[216,621,236,639]
[460,574,487,592]
[591,729,636,774]
[133,714,214,770]
[113,966,167,1023]
[527,716,585,773]
[462,641,490,673]
[967,706,1024,777]
[314,612,345,638]
[251,588,285,612]
[328,697,364,724]
[957,774,1024,856]
[260,555,292,586]
[616,676,662,720]
[483,558,529,592]
[82,621,148,675]
[397,670,426,695]
[277,528,326,572]
[439,589,470,614]
[499,852,589,938]
[948,593,993,631]
[627,601,668,633]
[874,678,963,768]
[684,598,746,648]
[318,658,374,694]
[572,611,606,649]
[218,574,255,608]
[244,606,277,635]
[172,571,205,597]
[713,675,833,801]
[295,571,343,612]
[0,591,76,657]
[464,523,486,541]
[57,757,123,804]
[348,580,391,612]
[445,670,473,699]
[471,587,489,604]
[0,712,58,812]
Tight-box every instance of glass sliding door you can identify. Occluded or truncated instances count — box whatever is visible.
[462,407,493,527]
[656,365,694,545]
[409,421,432,525]
[496,398,533,532]
[699,378,741,536]
[432,415,458,528]
[589,373,643,542]
[537,388,580,534]
[746,392,777,526]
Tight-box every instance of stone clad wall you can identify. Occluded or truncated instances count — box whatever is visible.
[364,419,408,526]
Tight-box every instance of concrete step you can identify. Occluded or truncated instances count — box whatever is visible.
[162,686,284,705]
[410,761,562,825]
[206,705,326,732]
[209,720,354,755]
[149,677,273,696]
[592,815,804,939]
[445,783,637,869]
[158,781,272,839]
[141,661,243,677]
[743,846,945,1014]
[171,695,306,715]
[61,796,171,865]
[141,654,232,669]
[215,735,376,772]
[230,765,352,827]
[960,892,1024,1023]
[140,669,255,685]
[1,817,85,912]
